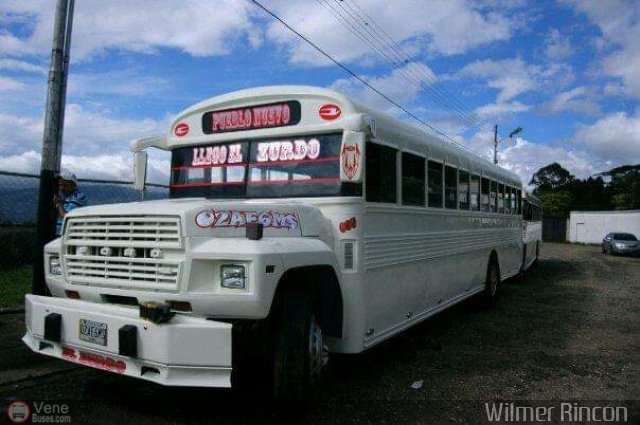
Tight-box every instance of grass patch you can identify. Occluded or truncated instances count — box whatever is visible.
[0,266,31,308]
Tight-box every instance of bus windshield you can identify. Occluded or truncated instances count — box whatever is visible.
[170,132,361,199]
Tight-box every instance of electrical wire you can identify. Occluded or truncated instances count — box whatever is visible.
[250,0,483,153]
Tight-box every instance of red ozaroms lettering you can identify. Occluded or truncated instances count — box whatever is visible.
[319,104,341,121]
[195,209,299,230]
[256,139,320,163]
[191,143,243,166]
[210,103,291,132]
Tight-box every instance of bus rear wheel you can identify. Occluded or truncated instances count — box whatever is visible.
[272,286,326,400]
[482,258,501,307]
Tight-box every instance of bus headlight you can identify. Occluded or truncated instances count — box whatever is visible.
[49,256,62,275]
[220,265,246,289]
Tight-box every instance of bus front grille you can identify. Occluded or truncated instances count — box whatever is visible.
[63,216,182,291]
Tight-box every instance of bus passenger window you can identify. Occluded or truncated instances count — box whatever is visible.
[490,181,498,213]
[470,174,480,211]
[459,170,470,210]
[366,143,397,203]
[428,161,443,208]
[481,178,490,212]
[498,183,505,213]
[445,166,458,209]
[504,186,511,214]
[402,153,425,206]
[516,190,522,215]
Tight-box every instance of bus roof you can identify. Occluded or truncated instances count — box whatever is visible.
[161,85,521,186]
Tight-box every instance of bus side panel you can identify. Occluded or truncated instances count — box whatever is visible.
[362,206,523,345]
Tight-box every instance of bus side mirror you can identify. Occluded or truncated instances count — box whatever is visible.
[133,151,148,191]
[340,130,365,183]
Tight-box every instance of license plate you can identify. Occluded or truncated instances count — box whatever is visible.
[78,319,108,346]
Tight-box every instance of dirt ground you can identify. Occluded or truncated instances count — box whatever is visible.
[1,243,639,424]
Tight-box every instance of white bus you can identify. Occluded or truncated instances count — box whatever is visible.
[24,86,540,399]
[522,192,543,269]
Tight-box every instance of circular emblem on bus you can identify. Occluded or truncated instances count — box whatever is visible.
[319,104,341,121]
[174,122,189,137]
[195,209,216,228]
[7,400,30,424]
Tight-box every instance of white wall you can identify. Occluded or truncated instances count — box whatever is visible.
[569,210,640,244]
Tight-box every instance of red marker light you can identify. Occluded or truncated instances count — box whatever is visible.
[174,122,189,137]
[319,104,342,121]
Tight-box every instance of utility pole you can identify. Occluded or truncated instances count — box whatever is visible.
[32,0,75,295]
[493,126,523,166]
[493,124,498,165]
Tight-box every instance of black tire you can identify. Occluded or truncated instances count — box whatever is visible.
[602,245,606,254]
[482,256,501,307]
[273,287,326,400]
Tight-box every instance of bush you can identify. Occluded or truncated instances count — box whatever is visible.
[0,227,36,270]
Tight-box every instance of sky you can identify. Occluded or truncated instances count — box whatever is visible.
[0,0,639,185]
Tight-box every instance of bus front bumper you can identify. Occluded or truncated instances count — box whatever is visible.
[22,294,232,387]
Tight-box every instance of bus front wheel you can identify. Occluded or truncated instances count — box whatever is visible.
[272,286,326,400]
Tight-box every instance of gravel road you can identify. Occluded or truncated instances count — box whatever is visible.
[1,243,639,424]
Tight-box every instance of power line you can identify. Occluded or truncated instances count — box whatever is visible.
[343,0,491,133]
[249,0,479,151]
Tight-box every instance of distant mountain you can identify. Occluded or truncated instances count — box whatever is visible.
[0,175,168,226]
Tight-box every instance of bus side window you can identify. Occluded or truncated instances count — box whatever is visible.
[401,152,425,206]
[471,174,480,211]
[505,186,511,214]
[445,166,458,209]
[481,177,490,212]
[366,142,397,203]
[498,183,505,214]
[459,170,470,210]
[490,180,498,213]
[516,190,522,215]
[523,200,531,221]
[428,161,443,208]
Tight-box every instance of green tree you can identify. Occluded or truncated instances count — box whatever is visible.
[529,162,574,191]
[537,190,573,218]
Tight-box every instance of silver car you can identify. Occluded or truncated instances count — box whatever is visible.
[602,232,640,256]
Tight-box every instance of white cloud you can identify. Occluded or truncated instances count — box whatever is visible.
[0,112,43,152]
[465,130,597,184]
[0,0,260,61]
[457,58,539,102]
[0,150,41,174]
[539,86,600,116]
[563,0,640,98]
[265,0,514,66]
[60,104,167,156]
[456,58,575,107]
[544,28,573,60]
[0,76,26,91]
[0,149,169,183]
[0,58,46,74]
[0,104,168,158]
[330,62,437,111]
[573,111,640,163]
[474,100,529,119]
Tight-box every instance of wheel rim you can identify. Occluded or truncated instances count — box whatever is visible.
[308,316,328,380]
[489,266,498,296]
